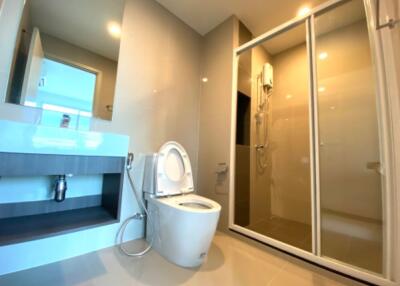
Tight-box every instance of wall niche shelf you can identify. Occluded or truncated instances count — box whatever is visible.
[0,152,126,246]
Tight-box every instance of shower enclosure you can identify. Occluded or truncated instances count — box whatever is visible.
[230,0,399,285]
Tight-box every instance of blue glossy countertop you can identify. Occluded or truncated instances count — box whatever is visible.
[0,120,129,157]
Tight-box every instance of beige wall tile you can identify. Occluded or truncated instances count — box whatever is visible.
[197,16,238,230]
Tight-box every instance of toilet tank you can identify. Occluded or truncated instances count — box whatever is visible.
[142,154,158,195]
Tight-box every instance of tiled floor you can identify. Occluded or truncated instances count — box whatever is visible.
[0,232,366,286]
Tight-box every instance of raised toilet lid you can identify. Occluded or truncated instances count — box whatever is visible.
[155,141,194,197]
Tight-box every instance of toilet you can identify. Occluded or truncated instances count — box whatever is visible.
[141,141,221,268]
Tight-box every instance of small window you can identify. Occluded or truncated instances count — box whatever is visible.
[33,58,97,130]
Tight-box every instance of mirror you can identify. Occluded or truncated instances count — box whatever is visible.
[6,0,125,126]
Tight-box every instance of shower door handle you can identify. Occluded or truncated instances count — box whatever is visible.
[375,0,400,30]
[366,161,382,174]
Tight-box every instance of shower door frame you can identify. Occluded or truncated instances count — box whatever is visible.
[228,0,399,285]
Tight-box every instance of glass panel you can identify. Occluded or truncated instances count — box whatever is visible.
[235,22,312,252]
[315,0,384,274]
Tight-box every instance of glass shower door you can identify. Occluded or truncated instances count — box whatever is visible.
[234,22,313,252]
[232,0,392,282]
[314,0,384,274]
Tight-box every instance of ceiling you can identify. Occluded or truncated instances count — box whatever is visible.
[155,0,328,36]
[28,0,367,60]
[155,0,366,56]
[29,0,125,61]
[263,0,366,55]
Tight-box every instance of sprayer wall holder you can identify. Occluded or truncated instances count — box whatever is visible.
[0,152,125,246]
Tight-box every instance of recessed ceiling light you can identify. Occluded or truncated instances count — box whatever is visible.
[107,22,121,38]
[202,77,208,83]
[297,6,311,17]
[286,94,293,99]
[318,86,326,92]
[319,52,328,60]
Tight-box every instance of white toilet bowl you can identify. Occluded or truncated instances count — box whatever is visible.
[142,141,221,267]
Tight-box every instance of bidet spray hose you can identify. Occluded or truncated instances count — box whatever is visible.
[116,154,154,257]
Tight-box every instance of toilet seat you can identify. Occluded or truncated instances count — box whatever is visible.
[155,141,194,197]
[151,194,221,213]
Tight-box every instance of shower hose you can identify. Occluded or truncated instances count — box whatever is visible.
[116,163,154,257]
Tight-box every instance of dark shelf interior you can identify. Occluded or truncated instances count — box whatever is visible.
[236,91,251,145]
[0,206,117,246]
[0,152,125,246]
